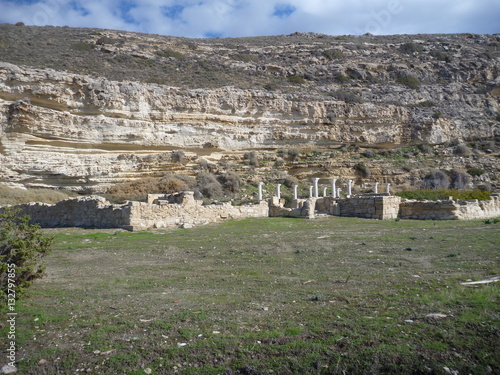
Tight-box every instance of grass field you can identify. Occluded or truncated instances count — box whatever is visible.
[2,217,499,374]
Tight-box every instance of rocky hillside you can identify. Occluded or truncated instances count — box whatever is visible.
[0,24,499,193]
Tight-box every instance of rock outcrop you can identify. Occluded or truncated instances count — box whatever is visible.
[0,25,498,191]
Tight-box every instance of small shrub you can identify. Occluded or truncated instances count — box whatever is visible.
[416,100,435,108]
[172,150,185,164]
[454,143,471,156]
[449,169,470,190]
[218,172,241,192]
[274,158,285,167]
[243,151,258,167]
[322,49,344,60]
[286,148,301,161]
[361,149,375,158]
[196,173,223,199]
[396,74,420,89]
[430,50,450,62]
[417,143,433,154]
[354,163,371,178]
[422,170,449,190]
[288,75,306,85]
[466,167,485,177]
[400,42,423,54]
[0,208,53,302]
[432,111,442,119]
[495,113,500,122]
[334,74,351,83]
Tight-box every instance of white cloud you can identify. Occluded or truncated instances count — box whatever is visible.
[0,0,498,37]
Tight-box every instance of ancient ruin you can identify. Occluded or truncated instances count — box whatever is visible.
[6,178,500,231]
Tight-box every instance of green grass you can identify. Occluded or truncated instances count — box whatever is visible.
[1,217,499,374]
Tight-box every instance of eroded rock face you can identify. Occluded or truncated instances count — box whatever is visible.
[0,28,498,192]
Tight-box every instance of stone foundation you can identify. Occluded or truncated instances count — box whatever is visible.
[315,194,401,220]
[3,192,499,231]
[399,195,500,220]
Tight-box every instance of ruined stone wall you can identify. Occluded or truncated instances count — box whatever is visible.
[269,197,316,219]
[4,192,268,230]
[4,192,499,231]
[9,196,131,228]
[399,195,500,220]
[316,194,401,220]
[127,192,269,230]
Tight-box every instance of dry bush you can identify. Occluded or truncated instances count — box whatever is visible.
[0,186,72,206]
[422,170,450,190]
[196,172,223,199]
[217,172,241,192]
[449,169,470,190]
[158,176,189,194]
[454,143,471,156]
[107,178,159,199]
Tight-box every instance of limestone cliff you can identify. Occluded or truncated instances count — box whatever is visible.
[0,25,498,191]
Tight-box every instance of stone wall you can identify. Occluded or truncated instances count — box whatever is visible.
[399,195,500,220]
[269,197,316,219]
[4,191,499,231]
[5,192,269,231]
[316,194,401,220]
[127,191,269,230]
[9,196,131,229]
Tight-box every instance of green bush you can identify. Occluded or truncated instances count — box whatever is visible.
[0,208,53,303]
[288,75,306,85]
[422,170,449,189]
[396,74,420,89]
[467,167,485,177]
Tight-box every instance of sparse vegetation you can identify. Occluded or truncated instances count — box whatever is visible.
[4,217,499,374]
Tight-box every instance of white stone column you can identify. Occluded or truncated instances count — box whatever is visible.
[258,182,264,201]
[374,182,379,194]
[347,180,353,197]
[385,183,391,195]
[313,178,320,198]
[331,179,337,198]
[293,185,298,200]
[276,184,281,199]
[337,188,341,198]
[309,186,313,198]
[323,187,327,197]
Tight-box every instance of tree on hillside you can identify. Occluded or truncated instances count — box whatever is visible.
[0,208,53,303]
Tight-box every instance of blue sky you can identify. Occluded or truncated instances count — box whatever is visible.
[0,0,498,38]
